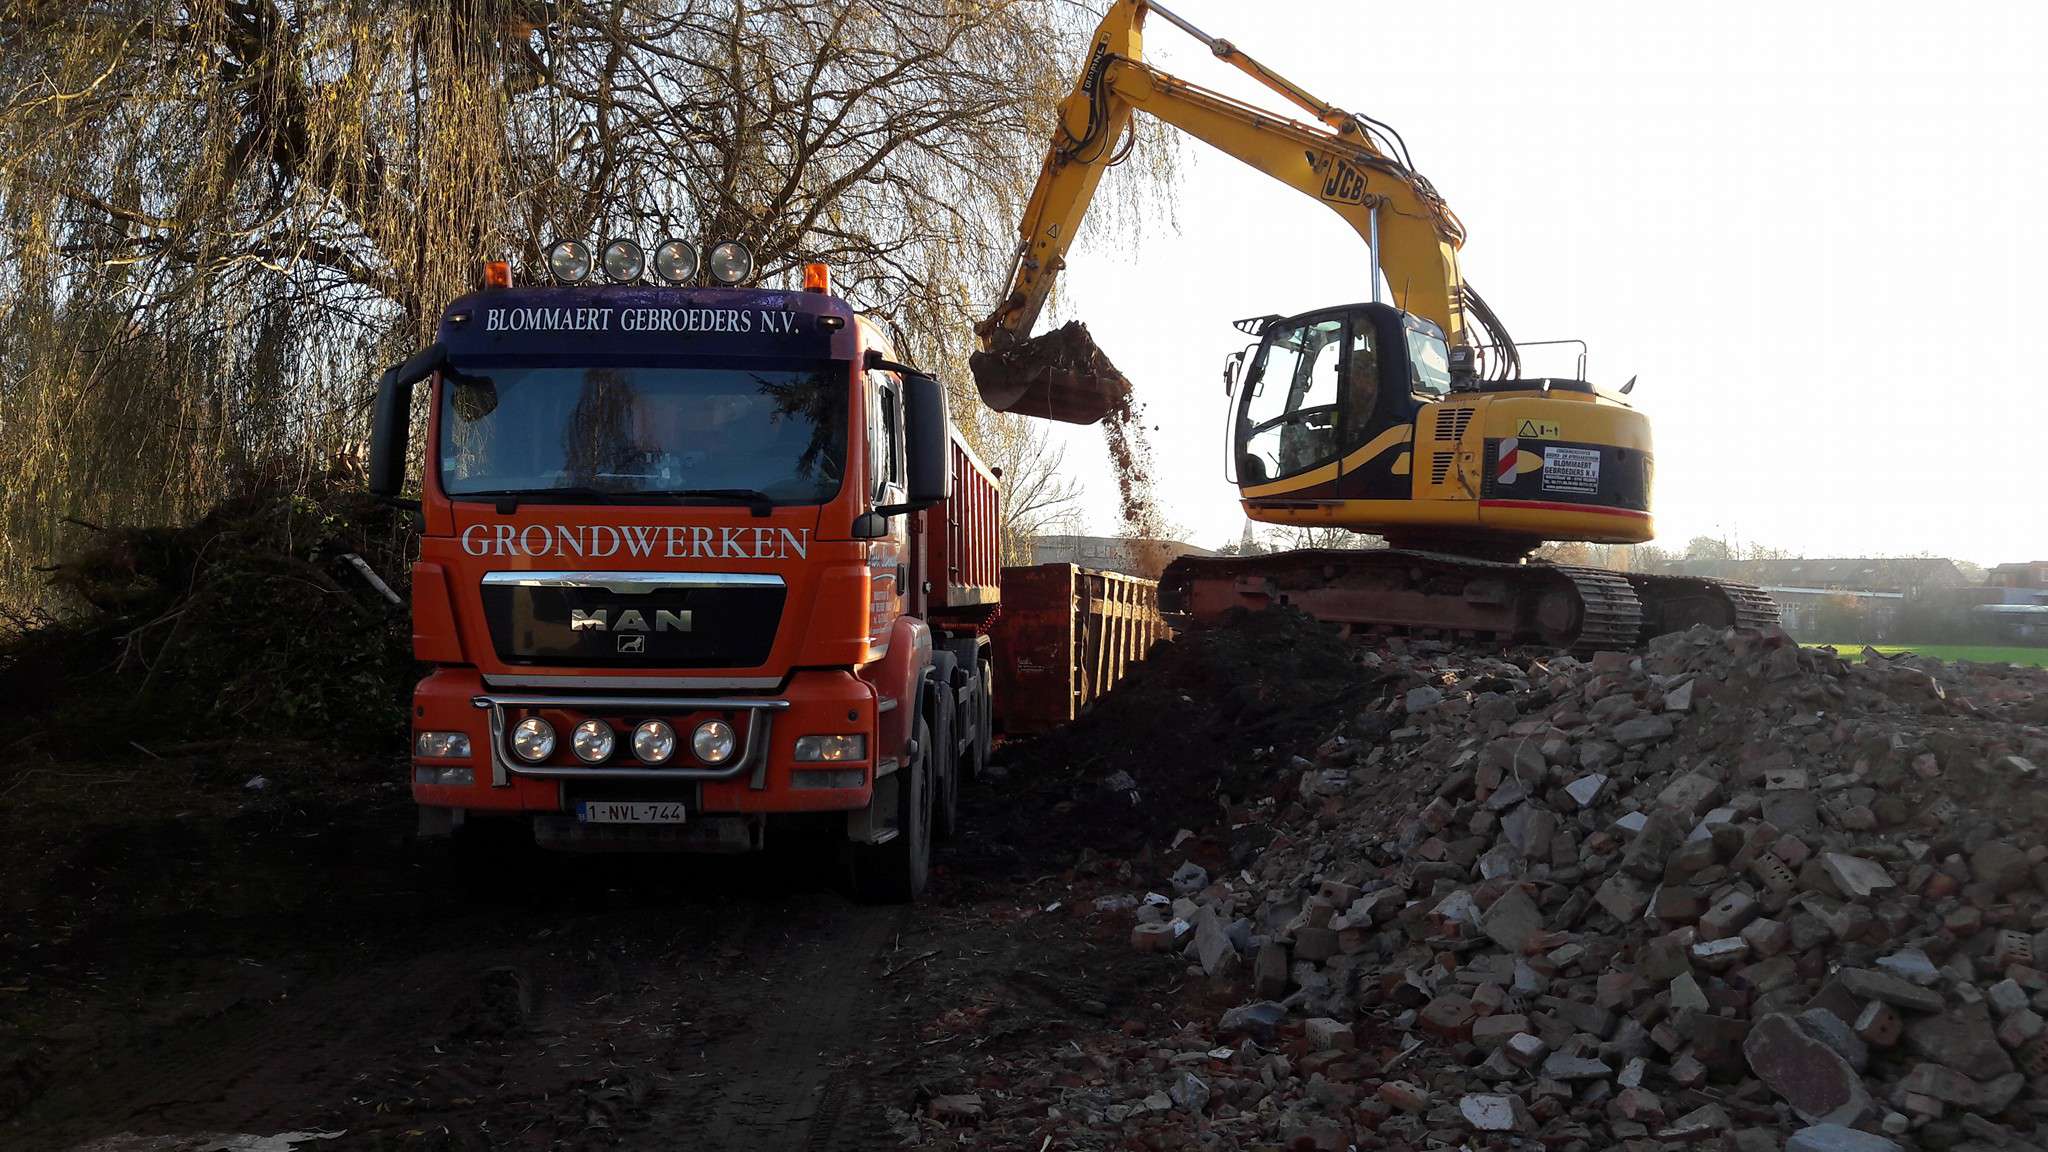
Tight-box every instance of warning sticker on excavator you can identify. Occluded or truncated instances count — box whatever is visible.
[1516,419,1560,439]
[1541,446,1601,494]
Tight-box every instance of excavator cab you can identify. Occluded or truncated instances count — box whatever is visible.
[1231,302,1447,487]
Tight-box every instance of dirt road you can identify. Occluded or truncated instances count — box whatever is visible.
[0,739,1175,1152]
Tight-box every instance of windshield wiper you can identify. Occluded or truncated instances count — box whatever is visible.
[455,487,780,516]
[456,487,693,513]
[657,488,778,517]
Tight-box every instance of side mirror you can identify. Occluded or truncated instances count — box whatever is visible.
[898,372,951,511]
[368,342,446,500]
[1223,351,1244,394]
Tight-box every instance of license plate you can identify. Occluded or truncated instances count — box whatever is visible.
[576,801,689,824]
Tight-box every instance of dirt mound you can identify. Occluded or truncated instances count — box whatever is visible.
[0,478,415,758]
[970,609,1371,876]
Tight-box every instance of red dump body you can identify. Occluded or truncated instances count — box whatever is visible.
[990,564,1166,735]
[920,435,1002,622]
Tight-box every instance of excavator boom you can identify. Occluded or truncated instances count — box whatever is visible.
[972,0,1470,426]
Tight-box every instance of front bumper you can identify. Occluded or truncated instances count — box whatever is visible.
[410,667,879,815]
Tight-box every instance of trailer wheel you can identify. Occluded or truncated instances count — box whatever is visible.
[849,717,932,904]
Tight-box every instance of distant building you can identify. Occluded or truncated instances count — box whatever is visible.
[1988,561,2048,590]
[1976,561,2048,641]
[1030,534,1215,578]
[1678,557,1968,636]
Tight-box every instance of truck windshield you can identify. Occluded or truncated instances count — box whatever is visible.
[438,362,847,503]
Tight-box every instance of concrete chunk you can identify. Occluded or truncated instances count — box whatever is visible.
[1480,885,1543,953]
[1796,1007,1869,1072]
[1743,1012,1875,1127]
[1459,1093,1529,1131]
[1834,967,1945,1014]
[1820,853,1895,899]
[1785,1125,1903,1152]
[1657,771,1722,816]
[1566,773,1608,808]
[1904,1005,2015,1080]
[1541,1051,1612,1081]
[1596,873,1651,922]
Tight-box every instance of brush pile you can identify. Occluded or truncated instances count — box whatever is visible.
[1,477,415,758]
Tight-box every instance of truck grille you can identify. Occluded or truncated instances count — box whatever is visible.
[480,573,785,668]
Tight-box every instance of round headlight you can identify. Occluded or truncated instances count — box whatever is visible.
[601,238,645,283]
[692,719,736,765]
[633,720,677,764]
[653,239,699,285]
[707,240,754,285]
[511,717,556,763]
[546,240,592,284]
[572,719,616,763]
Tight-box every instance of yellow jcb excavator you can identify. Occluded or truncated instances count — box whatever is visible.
[971,0,1775,648]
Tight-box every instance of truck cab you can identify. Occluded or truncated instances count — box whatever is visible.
[369,255,999,902]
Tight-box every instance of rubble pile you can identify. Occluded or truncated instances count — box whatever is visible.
[925,624,2048,1151]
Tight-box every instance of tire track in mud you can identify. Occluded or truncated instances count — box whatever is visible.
[6,819,918,1152]
[644,899,908,1150]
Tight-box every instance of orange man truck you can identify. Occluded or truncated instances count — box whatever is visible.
[368,242,1001,901]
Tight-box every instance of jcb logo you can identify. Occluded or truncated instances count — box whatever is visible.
[1311,153,1368,205]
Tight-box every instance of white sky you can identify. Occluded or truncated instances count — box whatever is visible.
[1036,0,2048,566]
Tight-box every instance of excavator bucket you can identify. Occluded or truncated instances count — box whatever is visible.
[970,321,1131,426]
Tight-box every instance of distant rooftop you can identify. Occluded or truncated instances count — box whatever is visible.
[1681,556,1965,593]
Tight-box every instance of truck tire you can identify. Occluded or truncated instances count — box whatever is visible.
[849,717,931,903]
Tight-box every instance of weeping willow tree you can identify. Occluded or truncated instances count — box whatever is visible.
[0,0,1173,606]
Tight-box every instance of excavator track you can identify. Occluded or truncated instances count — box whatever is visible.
[1624,575,1782,637]
[1160,551,1784,651]
[1159,549,1646,652]
[1552,564,1649,652]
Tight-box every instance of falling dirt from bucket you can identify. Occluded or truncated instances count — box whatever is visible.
[1103,391,1172,578]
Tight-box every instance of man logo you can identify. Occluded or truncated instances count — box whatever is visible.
[616,635,647,654]
[571,608,692,632]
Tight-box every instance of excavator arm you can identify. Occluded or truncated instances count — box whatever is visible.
[973,0,1477,425]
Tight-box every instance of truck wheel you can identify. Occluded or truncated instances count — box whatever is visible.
[849,717,931,903]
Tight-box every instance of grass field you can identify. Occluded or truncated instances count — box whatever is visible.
[1805,642,2048,667]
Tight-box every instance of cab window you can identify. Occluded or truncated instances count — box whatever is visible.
[1341,326,1379,444]
[1238,317,1342,481]
[868,372,903,495]
[1404,315,1452,398]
